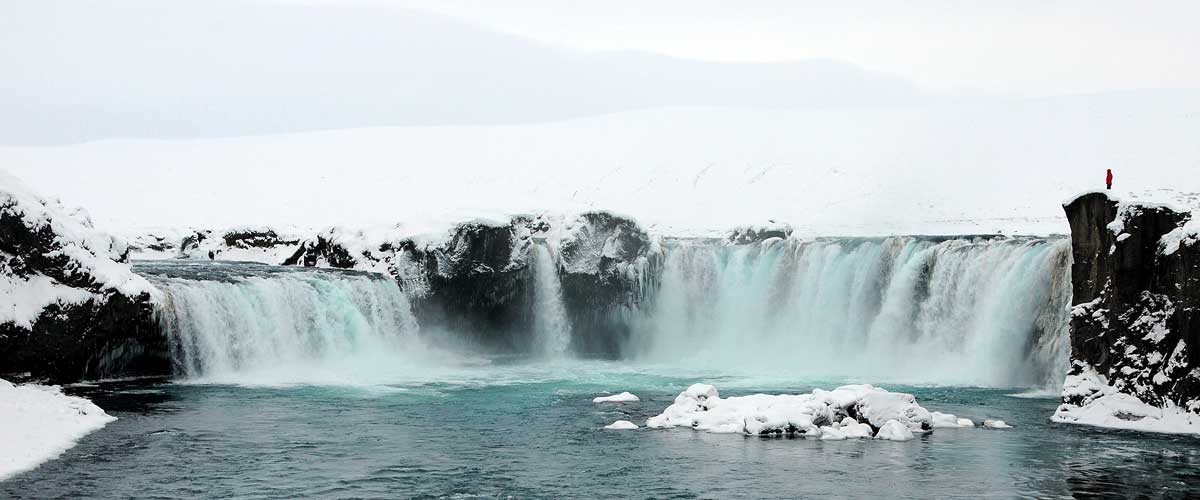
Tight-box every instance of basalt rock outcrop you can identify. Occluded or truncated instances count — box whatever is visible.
[0,174,164,383]
[283,213,658,354]
[1056,192,1200,431]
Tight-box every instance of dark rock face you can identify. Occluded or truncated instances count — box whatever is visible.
[557,212,657,355]
[1063,192,1200,411]
[0,295,164,384]
[283,212,657,354]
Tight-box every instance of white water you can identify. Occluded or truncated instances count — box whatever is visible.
[531,244,572,358]
[631,237,1073,388]
[140,262,422,384]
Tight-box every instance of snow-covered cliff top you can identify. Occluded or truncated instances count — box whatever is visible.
[0,170,156,327]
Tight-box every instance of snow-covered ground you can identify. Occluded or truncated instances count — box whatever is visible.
[0,379,116,481]
[1053,364,1200,435]
[3,92,1198,239]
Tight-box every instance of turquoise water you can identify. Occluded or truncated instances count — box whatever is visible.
[5,360,1200,499]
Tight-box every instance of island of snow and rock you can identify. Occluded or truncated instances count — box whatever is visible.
[2,166,1199,480]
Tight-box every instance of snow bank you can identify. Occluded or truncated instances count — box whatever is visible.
[0,170,157,328]
[604,420,639,430]
[645,383,932,437]
[0,379,116,481]
[593,392,640,403]
[1053,364,1200,435]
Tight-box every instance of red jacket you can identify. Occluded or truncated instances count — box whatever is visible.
[1106,170,1113,184]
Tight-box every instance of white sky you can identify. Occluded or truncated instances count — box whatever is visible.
[306,0,1200,96]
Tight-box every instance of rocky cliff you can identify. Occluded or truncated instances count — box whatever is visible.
[283,212,658,354]
[0,173,164,383]
[1055,191,1200,433]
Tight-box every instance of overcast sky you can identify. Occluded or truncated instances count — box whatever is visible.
[3,1,1197,144]
[316,0,1200,95]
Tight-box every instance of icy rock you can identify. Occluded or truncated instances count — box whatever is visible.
[930,411,975,428]
[983,420,1012,429]
[646,383,931,437]
[875,420,915,441]
[593,392,640,403]
[604,420,639,430]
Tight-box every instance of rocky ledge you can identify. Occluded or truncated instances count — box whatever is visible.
[1056,191,1200,434]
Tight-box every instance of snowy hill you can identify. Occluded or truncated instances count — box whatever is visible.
[2,91,1198,238]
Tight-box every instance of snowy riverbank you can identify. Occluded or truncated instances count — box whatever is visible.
[0,379,116,481]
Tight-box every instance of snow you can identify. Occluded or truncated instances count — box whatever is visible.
[646,383,932,437]
[0,378,117,481]
[0,170,158,328]
[930,412,975,428]
[1053,363,1200,435]
[5,94,1200,239]
[983,420,1012,429]
[875,420,915,441]
[1160,218,1199,256]
[604,420,639,430]
[593,392,640,403]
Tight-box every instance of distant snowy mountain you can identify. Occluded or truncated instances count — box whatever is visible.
[3,91,1197,237]
[0,0,921,145]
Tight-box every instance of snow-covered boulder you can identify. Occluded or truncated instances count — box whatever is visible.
[1061,192,1200,432]
[593,392,640,403]
[0,378,117,480]
[875,420,915,441]
[645,383,932,437]
[930,412,975,428]
[0,171,165,383]
[982,420,1012,429]
[604,420,639,430]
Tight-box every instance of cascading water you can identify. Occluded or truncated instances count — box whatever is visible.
[629,236,1073,388]
[134,261,421,383]
[531,244,572,357]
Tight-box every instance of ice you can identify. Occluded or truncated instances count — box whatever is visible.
[0,378,117,480]
[604,420,639,430]
[983,420,1012,429]
[593,392,640,404]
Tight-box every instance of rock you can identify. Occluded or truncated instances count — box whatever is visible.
[726,221,794,244]
[1060,191,1200,424]
[603,420,639,430]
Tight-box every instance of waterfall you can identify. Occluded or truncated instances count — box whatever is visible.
[531,244,572,357]
[630,237,1073,388]
[135,261,421,382]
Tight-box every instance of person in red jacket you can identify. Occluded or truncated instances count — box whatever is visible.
[1106,169,1113,190]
